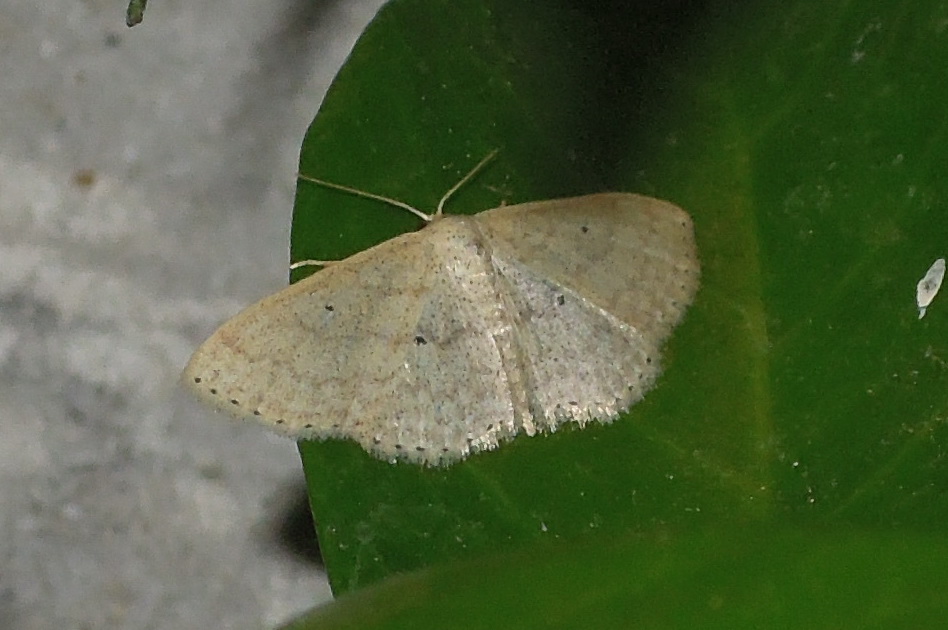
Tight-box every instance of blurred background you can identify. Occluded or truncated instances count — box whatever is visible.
[0,0,387,627]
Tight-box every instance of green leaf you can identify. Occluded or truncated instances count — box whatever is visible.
[125,0,147,26]
[280,528,948,629]
[290,0,948,613]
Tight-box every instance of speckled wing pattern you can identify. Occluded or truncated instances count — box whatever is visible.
[475,193,700,434]
[183,193,699,465]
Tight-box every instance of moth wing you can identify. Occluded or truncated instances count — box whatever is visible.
[183,224,518,464]
[475,193,700,428]
[477,193,699,333]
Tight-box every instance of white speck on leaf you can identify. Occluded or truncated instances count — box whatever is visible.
[916,258,945,319]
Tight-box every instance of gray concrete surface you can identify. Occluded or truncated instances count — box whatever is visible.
[0,0,388,627]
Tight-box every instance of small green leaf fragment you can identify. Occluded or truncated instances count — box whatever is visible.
[126,0,147,27]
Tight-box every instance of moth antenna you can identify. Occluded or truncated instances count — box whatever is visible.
[436,150,499,216]
[296,174,433,223]
[294,151,500,269]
